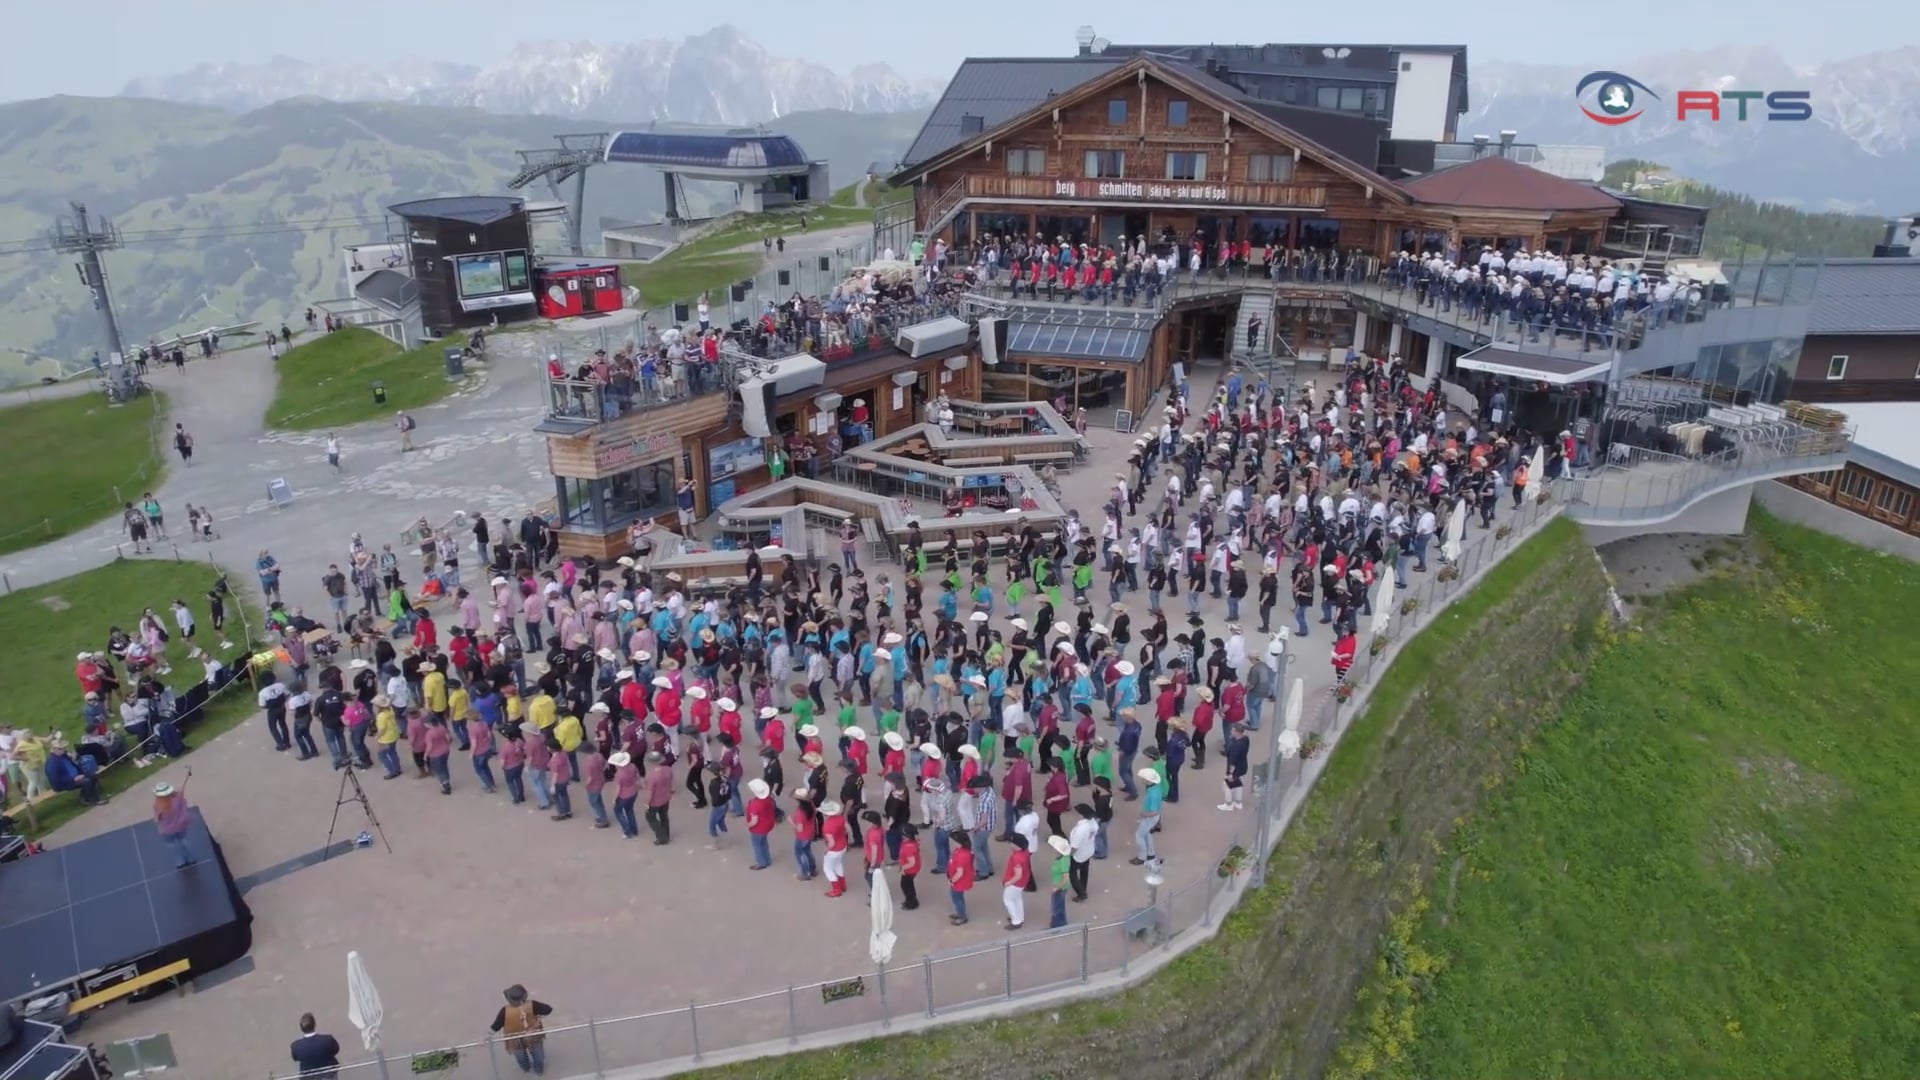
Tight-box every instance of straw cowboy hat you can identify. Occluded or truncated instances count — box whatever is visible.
[882,731,905,751]
[1196,686,1215,702]
[616,556,636,568]
[747,779,771,799]
[608,751,632,768]
[1137,767,1162,784]
[373,695,391,708]
[801,751,824,766]
[933,673,956,689]
[920,743,944,759]
[651,675,672,689]
[1047,835,1071,857]
[534,662,552,675]
[1091,622,1109,635]
[1152,675,1171,687]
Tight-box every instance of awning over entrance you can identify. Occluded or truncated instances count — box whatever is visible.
[1008,321,1151,363]
[896,316,970,358]
[1455,345,1611,386]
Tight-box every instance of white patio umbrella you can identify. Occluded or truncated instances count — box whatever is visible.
[346,951,391,1080]
[1529,446,1548,503]
[1285,677,1304,732]
[1442,497,1468,565]
[868,867,897,966]
[1369,600,1392,640]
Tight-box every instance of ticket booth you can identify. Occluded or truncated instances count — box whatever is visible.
[535,260,625,319]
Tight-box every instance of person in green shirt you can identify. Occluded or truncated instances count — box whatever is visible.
[1014,723,1038,766]
[1047,834,1072,928]
[878,709,902,736]
[791,696,816,729]
[1089,736,1116,787]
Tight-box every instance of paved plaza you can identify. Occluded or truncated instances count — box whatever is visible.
[10,336,1530,1078]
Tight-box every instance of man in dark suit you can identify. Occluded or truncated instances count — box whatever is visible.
[289,1013,341,1078]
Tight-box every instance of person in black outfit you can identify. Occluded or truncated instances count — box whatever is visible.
[289,1013,341,1079]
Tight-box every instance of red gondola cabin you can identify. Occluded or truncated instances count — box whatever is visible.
[534,260,624,320]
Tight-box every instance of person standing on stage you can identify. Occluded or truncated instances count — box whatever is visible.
[153,771,196,869]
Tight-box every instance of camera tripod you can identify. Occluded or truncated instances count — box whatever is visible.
[324,762,392,859]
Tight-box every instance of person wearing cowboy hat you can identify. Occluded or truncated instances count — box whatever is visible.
[819,799,851,898]
[152,774,197,868]
[1045,833,1074,929]
[1000,832,1032,930]
[744,777,777,869]
[1131,766,1164,865]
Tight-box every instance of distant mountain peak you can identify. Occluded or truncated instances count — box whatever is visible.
[121,30,941,124]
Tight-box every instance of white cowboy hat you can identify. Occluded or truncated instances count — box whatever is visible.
[881,632,903,646]
[596,648,617,662]
[651,675,671,689]
[686,686,708,699]
[959,744,980,760]
[799,724,820,738]
[1048,835,1072,856]
[608,751,632,768]
[1054,641,1075,654]
[1091,622,1109,635]
[590,702,610,713]
[746,778,771,799]
[1009,617,1029,630]
[967,674,987,686]
[349,658,371,670]
[1137,767,1162,784]
[152,782,175,797]
[632,650,653,662]
[534,662,551,674]
[820,800,844,816]
[1053,621,1073,636]
[616,668,635,681]
[616,556,636,567]
[920,742,943,759]
[882,731,905,751]
[968,611,988,623]
[75,651,92,661]
[844,726,868,741]
[715,697,737,711]
[758,706,778,719]
[490,576,508,587]
[617,599,634,610]
[1116,660,1136,676]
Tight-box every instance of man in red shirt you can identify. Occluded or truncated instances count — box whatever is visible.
[412,611,438,652]
[75,653,104,699]
[820,800,850,897]
[745,778,776,870]
[947,832,976,925]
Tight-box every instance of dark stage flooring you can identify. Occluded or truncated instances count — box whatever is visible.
[0,810,249,1005]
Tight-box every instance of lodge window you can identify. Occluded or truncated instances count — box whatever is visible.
[1085,150,1126,179]
[1316,85,1366,112]
[1107,99,1128,125]
[1827,354,1848,380]
[1167,99,1189,126]
[1799,470,1836,496]
[1836,469,1875,508]
[1247,154,1294,183]
[1165,152,1207,181]
[1874,481,1913,523]
[1005,148,1046,177]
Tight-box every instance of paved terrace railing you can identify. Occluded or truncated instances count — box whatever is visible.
[268,495,1567,1080]
[1564,427,1852,525]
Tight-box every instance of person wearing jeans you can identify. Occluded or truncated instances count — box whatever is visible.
[488,986,552,1077]
[152,776,197,869]
[471,722,497,793]
[609,751,640,837]
[745,779,775,869]
[1130,767,1164,864]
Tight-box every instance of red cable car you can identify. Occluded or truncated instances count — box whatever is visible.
[534,260,625,320]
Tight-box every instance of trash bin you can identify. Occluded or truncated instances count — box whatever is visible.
[444,347,464,378]
[371,381,386,404]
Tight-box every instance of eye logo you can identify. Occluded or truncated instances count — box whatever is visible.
[1576,71,1659,126]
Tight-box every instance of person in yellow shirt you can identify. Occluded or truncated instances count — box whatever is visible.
[527,689,556,732]
[422,665,448,721]
[372,695,403,778]
[504,686,524,724]
[553,712,584,776]
[447,679,472,751]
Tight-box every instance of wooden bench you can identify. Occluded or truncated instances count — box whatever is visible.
[944,456,1004,468]
[70,958,191,1013]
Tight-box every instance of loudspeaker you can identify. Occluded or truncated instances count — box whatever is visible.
[979,317,1009,366]
[778,269,791,286]
[819,256,831,272]
[741,379,778,439]
[672,302,690,323]
[730,282,748,303]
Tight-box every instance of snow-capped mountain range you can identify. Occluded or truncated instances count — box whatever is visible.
[1472,46,1920,212]
[121,25,940,124]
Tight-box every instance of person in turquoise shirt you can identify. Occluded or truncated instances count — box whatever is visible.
[1111,664,1139,723]
[939,585,959,623]
[987,667,1008,720]
[1132,766,1164,864]
[1070,669,1095,713]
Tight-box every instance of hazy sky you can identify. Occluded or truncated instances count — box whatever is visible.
[8,0,1909,100]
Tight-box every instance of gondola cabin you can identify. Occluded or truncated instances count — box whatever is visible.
[535,260,625,320]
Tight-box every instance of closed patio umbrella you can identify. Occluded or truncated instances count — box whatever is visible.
[869,867,897,966]
[346,950,391,1080]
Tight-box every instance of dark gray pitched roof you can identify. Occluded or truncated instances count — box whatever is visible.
[1808,258,1920,335]
[387,195,524,225]
[356,269,419,311]
[899,57,1123,169]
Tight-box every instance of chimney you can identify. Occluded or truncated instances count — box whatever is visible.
[1471,134,1490,159]
[1498,129,1517,158]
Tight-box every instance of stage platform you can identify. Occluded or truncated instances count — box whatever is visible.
[0,810,251,1006]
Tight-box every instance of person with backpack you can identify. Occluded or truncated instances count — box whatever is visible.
[396,410,417,453]
[488,985,553,1075]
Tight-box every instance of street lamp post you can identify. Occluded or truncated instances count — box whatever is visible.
[1251,640,1293,889]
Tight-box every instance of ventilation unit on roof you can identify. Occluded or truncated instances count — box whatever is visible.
[1075,25,1096,55]
[1091,37,1110,54]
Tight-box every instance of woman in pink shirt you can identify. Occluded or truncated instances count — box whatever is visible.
[499,730,527,804]
[546,734,573,821]
[610,750,641,837]
[469,715,496,794]
[423,715,453,794]
[520,591,544,651]
[405,709,430,778]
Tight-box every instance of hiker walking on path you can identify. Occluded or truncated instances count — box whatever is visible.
[397,412,417,453]
[173,423,195,464]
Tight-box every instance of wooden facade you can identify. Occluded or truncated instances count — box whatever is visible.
[1788,462,1920,539]
[1787,332,1920,404]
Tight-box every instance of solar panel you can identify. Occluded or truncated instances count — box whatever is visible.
[1007,321,1148,362]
